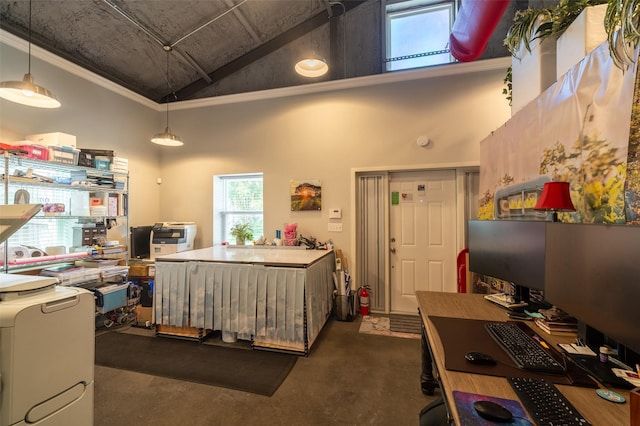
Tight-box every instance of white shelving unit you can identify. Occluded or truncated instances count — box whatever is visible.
[1,151,129,278]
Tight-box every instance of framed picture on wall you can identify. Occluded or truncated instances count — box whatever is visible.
[290,179,322,211]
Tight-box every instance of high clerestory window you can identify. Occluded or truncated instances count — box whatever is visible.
[385,0,455,72]
[213,173,263,245]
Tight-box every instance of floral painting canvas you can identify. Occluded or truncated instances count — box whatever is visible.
[478,43,637,224]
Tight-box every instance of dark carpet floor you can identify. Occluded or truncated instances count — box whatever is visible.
[94,317,436,426]
[95,331,297,396]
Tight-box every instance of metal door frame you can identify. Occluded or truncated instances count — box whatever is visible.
[353,164,478,314]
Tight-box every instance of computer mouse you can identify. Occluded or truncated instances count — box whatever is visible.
[473,400,513,422]
[465,351,497,365]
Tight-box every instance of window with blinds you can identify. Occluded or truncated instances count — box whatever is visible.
[213,173,264,245]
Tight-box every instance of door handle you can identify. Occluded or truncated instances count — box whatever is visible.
[390,247,396,254]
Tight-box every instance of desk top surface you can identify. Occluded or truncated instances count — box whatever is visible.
[416,291,631,426]
[155,246,333,267]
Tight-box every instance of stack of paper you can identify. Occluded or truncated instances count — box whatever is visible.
[111,157,128,174]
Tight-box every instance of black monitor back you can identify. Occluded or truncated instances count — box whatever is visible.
[130,225,152,259]
[544,222,640,355]
[468,220,546,291]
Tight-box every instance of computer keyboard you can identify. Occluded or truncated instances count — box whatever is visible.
[508,377,591,425]
[485,322,566,374]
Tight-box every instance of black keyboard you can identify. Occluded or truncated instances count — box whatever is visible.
[485,322,566,374]
[508,377,591,425]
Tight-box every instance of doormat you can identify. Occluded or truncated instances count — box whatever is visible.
[95,331,297,396]
[389,314,423,335]
[358,316,420,339]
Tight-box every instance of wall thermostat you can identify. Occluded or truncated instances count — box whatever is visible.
[329,208,342,219]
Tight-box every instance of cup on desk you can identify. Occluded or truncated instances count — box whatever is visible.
[599,347,608,363]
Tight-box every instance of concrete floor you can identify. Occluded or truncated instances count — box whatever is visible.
[94,316,438,425]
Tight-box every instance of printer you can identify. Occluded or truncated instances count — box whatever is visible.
[150,222,197,259]
[1,204,94,426]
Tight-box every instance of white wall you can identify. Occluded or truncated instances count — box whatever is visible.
[1,31,512,265]
[161,65,511,258]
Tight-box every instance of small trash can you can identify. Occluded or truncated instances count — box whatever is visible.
[334,290,356,321]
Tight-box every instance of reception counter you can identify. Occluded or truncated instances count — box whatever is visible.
[153,247,336,354]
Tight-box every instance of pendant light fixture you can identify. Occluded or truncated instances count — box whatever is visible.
[295,0,329,78]
[151,47,183,147]
[0,0,60,108]
[295,54,329,77]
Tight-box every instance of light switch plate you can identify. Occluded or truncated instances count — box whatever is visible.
[328,223,343,232]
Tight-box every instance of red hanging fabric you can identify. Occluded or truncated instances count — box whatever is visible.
[449,0,511,62]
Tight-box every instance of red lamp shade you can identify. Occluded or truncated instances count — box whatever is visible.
[534,182,576,212]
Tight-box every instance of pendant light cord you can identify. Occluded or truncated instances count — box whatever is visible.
[329,1,346,79]
[309,0,313,52]
[165,49,170,126]
[27,0,32,73]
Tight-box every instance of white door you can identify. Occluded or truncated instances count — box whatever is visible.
[389,170,457,313]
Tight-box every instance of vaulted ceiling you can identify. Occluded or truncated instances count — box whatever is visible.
[0,0,523,104]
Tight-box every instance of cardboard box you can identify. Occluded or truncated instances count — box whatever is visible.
[26,132,77,148]
[135,305,153,324]
[335,249,343,271]
[129,264,150,276]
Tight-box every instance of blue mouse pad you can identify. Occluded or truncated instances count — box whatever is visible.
[453,391,531,425]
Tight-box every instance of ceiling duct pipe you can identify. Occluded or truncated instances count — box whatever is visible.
[449,0,510,62]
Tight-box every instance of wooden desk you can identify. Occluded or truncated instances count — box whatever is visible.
[417,291,630,425]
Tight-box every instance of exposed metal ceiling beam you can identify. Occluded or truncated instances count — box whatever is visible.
[171,0,248,48]
[172,47,213,87]
[101,0,165,47]
[102,0,249,94]
[172,0,364,101]
[223,0,261,44]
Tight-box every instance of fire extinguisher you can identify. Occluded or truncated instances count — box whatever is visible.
[358,286,370,316]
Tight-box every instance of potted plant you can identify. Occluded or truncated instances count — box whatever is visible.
[604,0,640,68]
[504,7,554,59]
[505,0,607,58]
[503,6,556,111]
[230,222,253,245]
[503,0,608,106]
